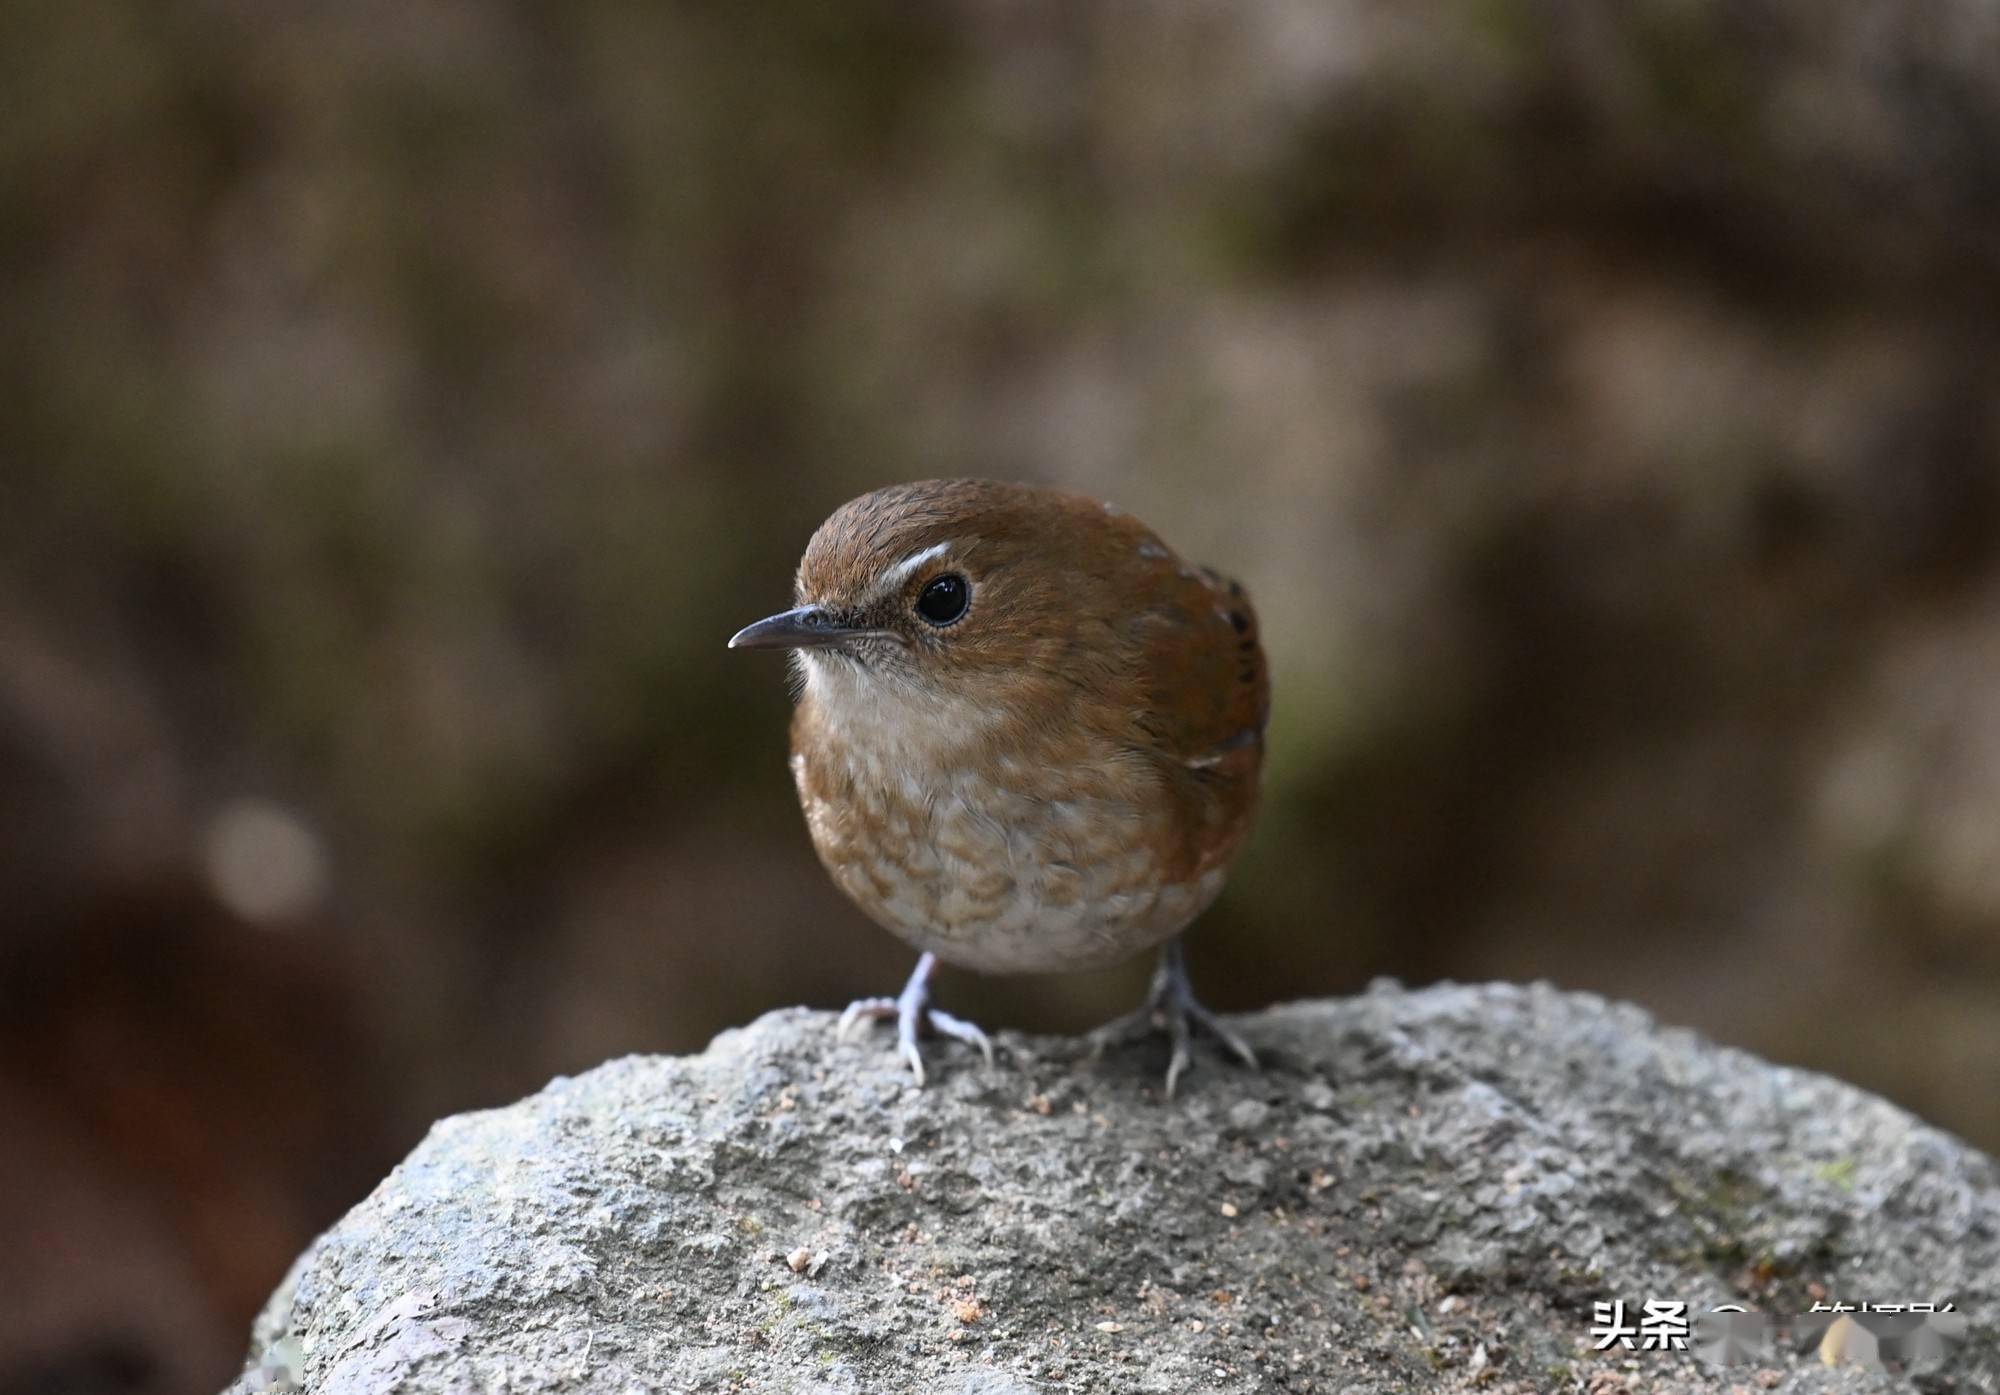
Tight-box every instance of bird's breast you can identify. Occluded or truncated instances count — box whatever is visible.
[789,732,1225,974]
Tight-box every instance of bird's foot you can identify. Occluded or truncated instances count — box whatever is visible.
[837,952,994,1086]
[1089,939,1257,1098]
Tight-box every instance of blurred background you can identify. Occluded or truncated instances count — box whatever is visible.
[5,1,1999,1390]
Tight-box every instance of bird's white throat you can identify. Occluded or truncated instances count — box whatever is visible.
[797,649,1007,767]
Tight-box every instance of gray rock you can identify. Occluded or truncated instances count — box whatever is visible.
[227,982,1998,1393]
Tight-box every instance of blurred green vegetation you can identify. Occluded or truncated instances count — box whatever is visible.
[2,2,1997,1391]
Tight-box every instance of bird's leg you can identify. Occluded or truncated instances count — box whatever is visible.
[837,952,994,1086]
[1090,937,1258,1097]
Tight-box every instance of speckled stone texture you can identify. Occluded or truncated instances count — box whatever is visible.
[228,983,1998,1394]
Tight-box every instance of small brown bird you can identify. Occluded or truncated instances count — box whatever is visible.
[730,479,1269,1093]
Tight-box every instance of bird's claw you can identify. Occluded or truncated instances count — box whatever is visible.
[898,1034,927,1086]
[1159,993,1258,1098]
[838,954,992,1085]
[837,997,897,1040]
[924,1007,996,1069]
[1090,939,1257,1098]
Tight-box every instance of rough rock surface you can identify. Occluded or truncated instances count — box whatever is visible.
[229,983,1998,1394]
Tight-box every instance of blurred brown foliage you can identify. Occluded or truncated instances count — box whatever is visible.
[3,1,1998,1391]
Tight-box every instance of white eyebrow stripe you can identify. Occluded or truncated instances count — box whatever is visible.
[876,540,953,591]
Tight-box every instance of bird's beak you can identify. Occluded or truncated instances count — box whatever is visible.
[728,606,883,651]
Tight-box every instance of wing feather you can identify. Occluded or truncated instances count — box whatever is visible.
[1124,546,1270,881]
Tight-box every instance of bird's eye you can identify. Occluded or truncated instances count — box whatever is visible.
[915,573,970,626]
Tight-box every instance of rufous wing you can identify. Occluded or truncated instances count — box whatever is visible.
[1125,549,1270,882]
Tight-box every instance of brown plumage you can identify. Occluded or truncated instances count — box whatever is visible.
[730,478,1268,1091]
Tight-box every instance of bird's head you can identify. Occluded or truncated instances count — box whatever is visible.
[729,479,1141,735]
